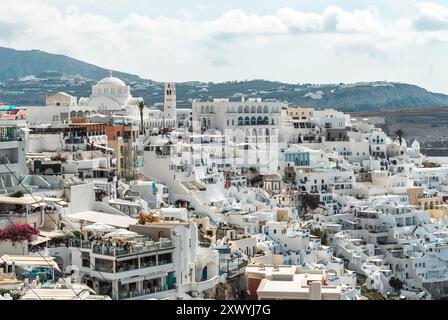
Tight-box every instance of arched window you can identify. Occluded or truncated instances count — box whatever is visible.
[251,117,256,125]
[257,116,263,125]
[84,111,90,118]
[238,117,244,125]
[251,106,256,113]
[244,117,250,125]
[265,128,270,136]
[263,105,269,113]
[206,106,210,113]
[77,111,84,118]
[201,105,204,114]
[263,116,269,125]
[244,106,250,113]
[211,106,215,113]
[238,105,243,113]
[257,105,262,113]
[70,111,76,118]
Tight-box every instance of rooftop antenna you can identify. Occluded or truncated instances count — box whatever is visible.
[108,70,113,77]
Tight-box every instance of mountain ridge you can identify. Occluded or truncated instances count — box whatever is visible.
[0,47,141,82]
[1,47,448,111]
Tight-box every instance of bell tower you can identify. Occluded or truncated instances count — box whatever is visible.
[163,82,177,127]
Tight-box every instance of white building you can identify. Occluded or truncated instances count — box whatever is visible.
[46,92,77,107]
[0,119,27,193]
[77,72,143,115]
[191,97,285,141]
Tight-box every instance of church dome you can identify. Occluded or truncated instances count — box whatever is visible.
[97,76,126,87]
[92,71,130,99]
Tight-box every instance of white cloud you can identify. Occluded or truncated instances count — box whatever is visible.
[0,0,448,92]
[413,2,448,30]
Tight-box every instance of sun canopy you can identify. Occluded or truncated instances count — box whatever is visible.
[0,106,23,111]
[0,255,60,271]
[0,196,46,207]
[83,223,115,232]
[39,230,67,239]
[103,228,138,238]
[67,211,137,228]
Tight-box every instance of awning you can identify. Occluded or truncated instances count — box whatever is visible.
[145,273,167,281]
[0,196,46,206]
[56,201,69,207]
[39,230,67,239]
[92,167,116,172]
[89,143,114,151]
[0,255,60,272]
[30,236,51,246]
[120,276,145,285]
[31,203,46,208]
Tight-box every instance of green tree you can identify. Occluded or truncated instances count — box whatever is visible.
[394,129,405,146]
[389,277,403,292]
[137,100,146,135]
[322,232,328,245]
[0,288,20,300]
[311,228,328,245]
[301,193,320,212]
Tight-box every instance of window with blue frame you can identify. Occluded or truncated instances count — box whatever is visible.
[285,152,310,166]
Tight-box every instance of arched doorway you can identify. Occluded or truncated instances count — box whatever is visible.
[201,266,208,281]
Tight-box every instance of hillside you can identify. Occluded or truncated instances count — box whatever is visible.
[0,47,141,82]
[1,47,448,111]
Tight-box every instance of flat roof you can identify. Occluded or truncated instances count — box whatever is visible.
[159,207,188,213]
[256,275,342,299]
[108,198,141,207]
[67,211,137,228]
[20,288,96,300]
[245,265,296,277]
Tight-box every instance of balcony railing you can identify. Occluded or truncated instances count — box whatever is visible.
[69,238,94,249]
[237,121,270,126]
[114,284,176,300]
[70,238,175,257]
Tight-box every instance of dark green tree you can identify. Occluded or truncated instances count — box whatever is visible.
[301,193,320,212]
[389,277,403,292]
[137,100,146,135]
[394,129,405,146]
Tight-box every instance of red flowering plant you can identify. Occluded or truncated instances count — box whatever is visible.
[0,224,39,243]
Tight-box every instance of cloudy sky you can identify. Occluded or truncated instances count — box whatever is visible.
[2,1,448,93]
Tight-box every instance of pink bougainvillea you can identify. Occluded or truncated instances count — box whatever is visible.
[0,224,39,242]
